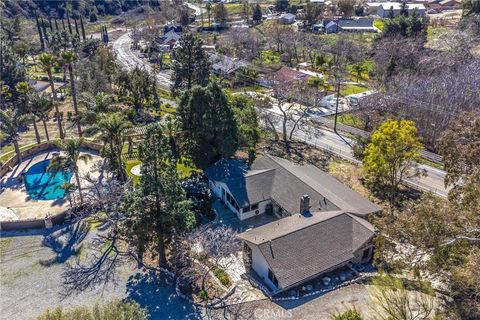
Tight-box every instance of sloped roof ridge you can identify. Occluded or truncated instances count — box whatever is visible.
[264,155,365,215]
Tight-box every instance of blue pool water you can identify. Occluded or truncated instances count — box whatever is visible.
[23,160,73,200]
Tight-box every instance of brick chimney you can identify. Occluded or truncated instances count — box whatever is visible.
[300,194,310,214]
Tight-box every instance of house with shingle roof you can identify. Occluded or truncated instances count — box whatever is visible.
[238,210,375,294]
[205,155,381,220]
[205,154,380,294]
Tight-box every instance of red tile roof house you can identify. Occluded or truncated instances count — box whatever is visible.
[274,66,311,84]
[205,155,381,295]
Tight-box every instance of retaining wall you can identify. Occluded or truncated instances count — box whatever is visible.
[0,140,102,231]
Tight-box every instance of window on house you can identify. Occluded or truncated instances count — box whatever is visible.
[243,243,252,259]
[251,203,259,210]
[268,268,278,287]
[362,248,370,260]
[243,205,250,212]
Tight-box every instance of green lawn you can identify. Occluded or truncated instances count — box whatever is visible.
[340,84,369,96]
[124,157,201,184]
[329,113,365,129]
[258,50,280,67]
[426,26,448,42]
[374,19,385,32]
[125,159,142,184]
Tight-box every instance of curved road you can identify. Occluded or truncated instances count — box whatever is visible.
[111,12,448,198]
[112,32,173,89]
[111,2,206,89]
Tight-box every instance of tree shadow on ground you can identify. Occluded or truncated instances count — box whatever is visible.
[126,270,197,320]
[40,221,89,266]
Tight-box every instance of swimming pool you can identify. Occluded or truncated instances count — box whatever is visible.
[23,160,73,200]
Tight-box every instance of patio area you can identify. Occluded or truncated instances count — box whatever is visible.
[0,149,104,221]
[213,197,278,233]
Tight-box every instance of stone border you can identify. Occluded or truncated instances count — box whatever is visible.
[0,140,103,231]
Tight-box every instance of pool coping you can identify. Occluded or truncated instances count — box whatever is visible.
[0,140,102,231]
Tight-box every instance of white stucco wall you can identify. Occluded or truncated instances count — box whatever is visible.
[209,180,241,218]
[247,242,281,293]
[240,199,271,220]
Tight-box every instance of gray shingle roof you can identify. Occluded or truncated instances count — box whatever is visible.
[238,211,375,290]
[252,155,382,217]
[205,155,382,216]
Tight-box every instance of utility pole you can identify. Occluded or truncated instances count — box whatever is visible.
[334,79,341,133]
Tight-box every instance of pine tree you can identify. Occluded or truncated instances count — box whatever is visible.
[177,82,238,169]
[171,33,210,94]
[252,4,262,24]
[120,123,195,267]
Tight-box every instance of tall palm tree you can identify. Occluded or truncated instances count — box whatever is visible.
[206,3,212,27]
[60,50,82,137]
[38,52,64,139]
[97,113,131,182]
[162,115,179,159]
[15,82,41,144]
[0,109,29,162]
[30,94,54,142]
[48,138,92,203]
[349,63,368,82]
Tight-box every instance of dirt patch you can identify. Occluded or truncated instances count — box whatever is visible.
[257,139,337,171]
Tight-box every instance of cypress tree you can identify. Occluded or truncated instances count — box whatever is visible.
[62,19,66,30]
[48,17,53,31]
[80,18,86,41]
[55,18,59,30]
[101,26,105,43]
[36,16,45,51]
[74,19,80,36]
[66,11,73,34]
[104,26,109,43]
[41,17,49,43]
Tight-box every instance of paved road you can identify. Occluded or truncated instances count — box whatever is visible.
[251,91,448,197]
[291,125,448,197]
[185,2,206,16]
[112,32,173,89]
[111,31,448,198]
[204,284,373,320]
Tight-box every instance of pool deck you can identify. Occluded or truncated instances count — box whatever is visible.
[0,148,103,221]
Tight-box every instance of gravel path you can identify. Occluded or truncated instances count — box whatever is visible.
[0,224,196,320]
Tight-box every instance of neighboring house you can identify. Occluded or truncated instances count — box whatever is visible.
[209,53,248,78]
[238,210,375,294]
[325,18,377,34]
[155,29,182,48]
[439,0,461,9]
[155,25,182,50]
[273,66,311,84]
[377,2,427,17]
[205,155,382,220]
[278,13,296,25]
[206,155,381,294]
[365,2,385,15]
[29,80,67,97]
